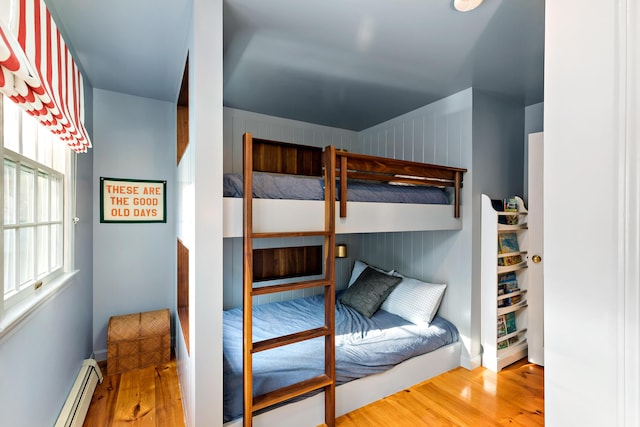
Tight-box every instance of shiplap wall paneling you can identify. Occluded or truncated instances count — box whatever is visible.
[356,231,457,323]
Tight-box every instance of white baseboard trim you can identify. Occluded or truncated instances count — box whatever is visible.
[461,352,482,370]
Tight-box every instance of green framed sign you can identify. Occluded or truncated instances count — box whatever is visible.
[100,177,167,223]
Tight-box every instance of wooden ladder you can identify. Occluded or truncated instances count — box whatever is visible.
[242,132,336,427]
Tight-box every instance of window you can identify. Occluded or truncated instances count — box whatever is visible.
[2,96,73,313]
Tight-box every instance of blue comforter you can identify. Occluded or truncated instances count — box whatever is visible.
[223,292,458,422]
[223,172,450,204]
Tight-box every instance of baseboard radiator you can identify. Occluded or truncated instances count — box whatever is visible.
[54,359,103,427]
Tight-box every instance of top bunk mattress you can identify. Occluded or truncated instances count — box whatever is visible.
[223,172,450,205]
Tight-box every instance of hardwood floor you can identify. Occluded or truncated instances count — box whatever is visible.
[83,360,185,427]
[336,359,544,427]
[83,358,542,426]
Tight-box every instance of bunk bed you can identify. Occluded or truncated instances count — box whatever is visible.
[223,288,459,423]
[223,137,467,237]
[224,133,466,427]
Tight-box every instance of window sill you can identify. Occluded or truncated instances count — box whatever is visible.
[0,270,79,340]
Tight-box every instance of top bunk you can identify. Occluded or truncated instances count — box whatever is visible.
[223,133,467,237]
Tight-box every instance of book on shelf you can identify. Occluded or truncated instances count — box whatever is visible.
[498,282,506,296]
[498,336,522,351]
[506,280,519,293]
[497,315,507,338]
[504,312,517,334]
[498,272,520,296]
[504,197,518,212]
[493,199,510,224]
[503,197,519,225]
[497,339,510,350]
[498,293,522,308]
[498,272,519,287]
[497,232,523,266]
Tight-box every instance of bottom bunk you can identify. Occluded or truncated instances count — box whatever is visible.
[223,288,460,426]
[223,342,460,427]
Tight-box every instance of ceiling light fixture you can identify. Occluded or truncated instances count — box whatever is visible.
[453,0,483,12]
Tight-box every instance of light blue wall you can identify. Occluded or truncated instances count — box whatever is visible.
[0,84,95,427]
[523,102,544,203]
[92,89,176,358]
[0,275,94,426]
[471,90,525,200]
[525,102,544,136]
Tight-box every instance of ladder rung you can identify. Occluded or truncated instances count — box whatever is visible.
[252,231,330,239]
[252,326,331,353]
[252,374,334,412]
[252,279,332,296]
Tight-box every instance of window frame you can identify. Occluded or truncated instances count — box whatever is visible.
[1,96,76,325]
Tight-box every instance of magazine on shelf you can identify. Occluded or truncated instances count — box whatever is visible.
[498,232,522,266]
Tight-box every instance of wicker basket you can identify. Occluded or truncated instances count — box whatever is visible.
[107,308,170,375]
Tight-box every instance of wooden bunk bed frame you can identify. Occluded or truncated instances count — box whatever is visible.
[235,132,466,427]
[223,136,467,237]
[248,134,466,218]
[242,133,337,427]
[334,149,465,218]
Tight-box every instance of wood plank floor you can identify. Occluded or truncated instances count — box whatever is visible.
[83,358,543,426]
[336,359,544,427]
[83,360,185,427]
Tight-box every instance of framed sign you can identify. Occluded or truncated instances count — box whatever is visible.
[100,177,166,223]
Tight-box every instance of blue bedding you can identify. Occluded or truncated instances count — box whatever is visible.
[223,292,458,422]
[223,172,450,205]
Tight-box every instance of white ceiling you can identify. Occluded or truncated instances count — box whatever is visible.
[46,0,544,131]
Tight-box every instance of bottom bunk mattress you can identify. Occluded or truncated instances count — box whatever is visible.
[223,292,459,422]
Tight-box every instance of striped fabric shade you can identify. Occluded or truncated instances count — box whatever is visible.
[0,0,91,152]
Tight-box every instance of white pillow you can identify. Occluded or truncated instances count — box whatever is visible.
[380,275,447,324]
[347,260,393,287]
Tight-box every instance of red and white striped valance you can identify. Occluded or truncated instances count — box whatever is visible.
[0,0,91,152]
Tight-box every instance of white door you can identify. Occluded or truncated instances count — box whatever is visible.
[527,132,544,366]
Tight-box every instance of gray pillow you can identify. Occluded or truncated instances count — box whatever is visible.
[340,267,402,318]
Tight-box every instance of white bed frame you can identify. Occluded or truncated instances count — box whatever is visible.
[223,198,462,237]
[223,341,461,427]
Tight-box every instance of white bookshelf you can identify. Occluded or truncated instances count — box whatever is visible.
[481,194,530,371]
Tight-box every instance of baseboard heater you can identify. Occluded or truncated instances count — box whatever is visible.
[55,359,103,427]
